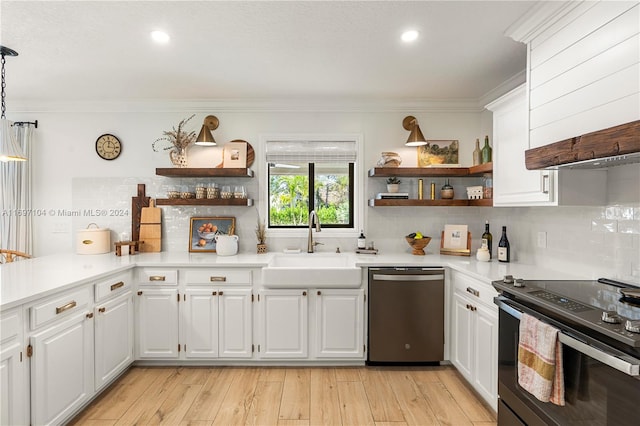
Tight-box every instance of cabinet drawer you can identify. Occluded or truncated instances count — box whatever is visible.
[185,269,252,285]
[0,308,22,344]
[138,269,178,285]
[95,272,131,302]
[452,271,498,307]
[29,287,92,330]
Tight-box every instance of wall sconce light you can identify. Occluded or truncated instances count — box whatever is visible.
[0,45,27,162]
[195,115,218,146]
[403,115,427,147]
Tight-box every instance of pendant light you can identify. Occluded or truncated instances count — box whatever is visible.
[403,115,427,147]
[0,45,26,162]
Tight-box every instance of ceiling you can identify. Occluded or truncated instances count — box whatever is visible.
[1,1,536,104]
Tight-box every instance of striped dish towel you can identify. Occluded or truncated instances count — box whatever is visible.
[517,313,565,406]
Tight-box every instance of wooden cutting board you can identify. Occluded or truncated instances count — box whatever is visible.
[139,198,161,252]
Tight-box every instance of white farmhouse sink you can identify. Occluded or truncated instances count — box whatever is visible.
[261,253,361,288]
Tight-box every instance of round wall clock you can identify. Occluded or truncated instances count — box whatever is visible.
[95,134,122,160]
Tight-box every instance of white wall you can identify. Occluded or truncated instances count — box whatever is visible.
[13,102,639,283]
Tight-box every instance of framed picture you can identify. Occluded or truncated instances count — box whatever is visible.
[189,216,236,252]
[440,224,471,256]
[222,141,247,168]
[417,140,459,167]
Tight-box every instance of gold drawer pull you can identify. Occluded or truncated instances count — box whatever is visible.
[466,287,479,297]
[210,276,226,282]
[149,275,166,282]
[56,301,77,314]
[110,281,125,291]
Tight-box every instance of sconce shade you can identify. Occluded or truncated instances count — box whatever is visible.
[403,115,427,146]
[0,119,26,161]
[195,124,216,146]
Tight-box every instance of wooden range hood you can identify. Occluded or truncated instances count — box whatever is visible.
[525,120,640,170]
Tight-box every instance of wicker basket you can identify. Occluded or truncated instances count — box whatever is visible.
[405,236,432,255]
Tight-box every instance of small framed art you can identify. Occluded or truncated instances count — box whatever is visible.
[189,216,236,252]
[222,141,247,168]
[417,140,459,167]
[440,224,471,256]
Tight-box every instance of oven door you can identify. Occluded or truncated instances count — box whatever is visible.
[496,296,640,426]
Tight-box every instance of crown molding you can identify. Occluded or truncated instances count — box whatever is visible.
[505,0,582,43]
[10,97,489,114]
[478,70,527,108]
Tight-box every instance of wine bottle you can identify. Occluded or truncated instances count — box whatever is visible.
[358,230,366,249]
[481,135,492,164]
[481,220,492,259]
[498,226,510,263]
[473,138,482,166]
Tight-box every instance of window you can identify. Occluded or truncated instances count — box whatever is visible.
[265,138,359,230]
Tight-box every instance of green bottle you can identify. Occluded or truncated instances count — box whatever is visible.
[481,135,492,164]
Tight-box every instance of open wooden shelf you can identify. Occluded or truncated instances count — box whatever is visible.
[368,198,492,207]
[368,163,492,178]
[156,168,254,178]
[156,198,254,206]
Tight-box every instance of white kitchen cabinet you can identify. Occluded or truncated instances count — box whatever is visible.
[508,1,639,149]
[258,290,308,358]
[315,289,364,358]
[183,289,219,358]
[182,287,252,359]
[94,291,133,390]
[449,271,498,411]
[487,84,606,206]
[218,288,252,358]
[30,310,94,425]
[136,288,179,359]
[0,307,28,426]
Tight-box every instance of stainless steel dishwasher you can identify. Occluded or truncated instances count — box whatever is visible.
[368,267,445,364]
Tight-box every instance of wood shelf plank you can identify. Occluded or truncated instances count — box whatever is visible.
[368,167,471,177]
[368,199,488,207]
[156,198,254,206]
[468,162,493,175]
[156,168,254,178]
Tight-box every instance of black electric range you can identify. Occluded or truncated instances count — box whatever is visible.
[492,276,640,351]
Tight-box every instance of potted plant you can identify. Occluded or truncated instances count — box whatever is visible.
[255,212,267,254]
[386,177,401,193]
[152,114,197,168]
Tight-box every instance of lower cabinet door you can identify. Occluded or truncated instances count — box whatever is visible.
[451,292,474,381]
[94,292,134,390]
[30,311,94,426]
[259,290,308,358]
[218,288,252,358]
[136,288,179,359]
[315,289,364,358]
[473,303,498,410]
[1,341,27,426]
[183,289,219,358]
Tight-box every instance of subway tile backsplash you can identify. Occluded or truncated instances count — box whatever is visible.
[72,177,639,284]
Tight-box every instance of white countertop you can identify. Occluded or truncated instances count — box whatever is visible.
[0,250,589,311]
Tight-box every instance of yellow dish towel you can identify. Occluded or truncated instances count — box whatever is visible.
[517,313,565,406]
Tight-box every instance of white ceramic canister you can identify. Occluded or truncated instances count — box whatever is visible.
[215,235,239,256]
[76,223,111,254]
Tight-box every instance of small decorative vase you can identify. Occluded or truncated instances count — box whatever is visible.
[169,147,188,168]
[257,243,267,254]
[440,179,454,199]
[387,184,400,193]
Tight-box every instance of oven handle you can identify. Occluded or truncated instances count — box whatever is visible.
[496,297,640,377]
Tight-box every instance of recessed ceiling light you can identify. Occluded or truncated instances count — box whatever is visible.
[151,30,170,44]
[401,30,419,43]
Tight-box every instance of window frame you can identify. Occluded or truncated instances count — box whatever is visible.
[259,133,363,239]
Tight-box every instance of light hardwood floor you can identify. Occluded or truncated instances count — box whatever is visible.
[69,366,496,426]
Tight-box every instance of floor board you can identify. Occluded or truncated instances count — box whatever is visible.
[69,366,496,426]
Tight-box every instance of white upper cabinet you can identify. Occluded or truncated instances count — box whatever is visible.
[508,1,639,148]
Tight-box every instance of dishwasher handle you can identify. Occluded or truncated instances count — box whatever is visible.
[372,273,444,281]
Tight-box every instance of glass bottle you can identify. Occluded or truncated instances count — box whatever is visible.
[473,138,482,166]
[440,179,454,199]
[358,230,366,249]
[498,226,510,263]
[482,221,493,259]
[481,135,492,164]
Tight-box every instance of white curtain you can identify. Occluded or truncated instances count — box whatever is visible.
[0,122,34,255]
